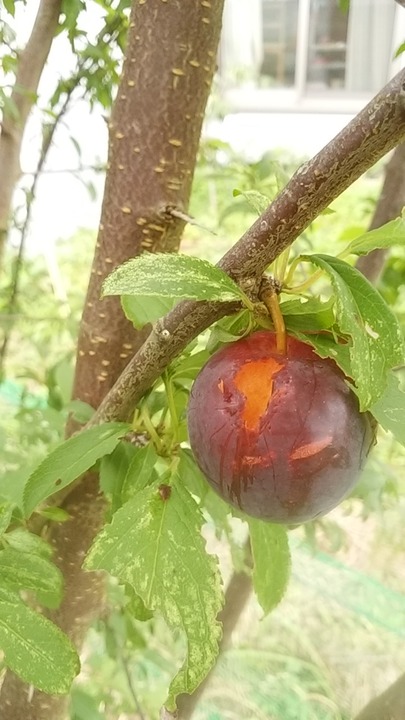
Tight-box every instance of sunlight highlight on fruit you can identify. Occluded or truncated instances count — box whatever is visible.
[187,331,375,523]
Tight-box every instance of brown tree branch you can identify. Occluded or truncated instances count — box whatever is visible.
[356,141,405,282]
[0,0,63,259]
[89,68,405,427]
[353,671,405,720]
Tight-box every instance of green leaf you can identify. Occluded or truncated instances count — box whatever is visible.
[23,422,130,517]
[371,371,405,447]
[100,441,138,512]
[233,189,269,215]
[280,297,335,332]
[39,506,71,522]
[3,0,15,15]
[125,588,154,621]
[121,443,158,502]
[346,216,405,256]
[0,503,14,536]
[291,330,352,378]
[4,528,53,558]
[122,295,177,329]
[102,253,247,304]
[206,310,251,353]
[85,479,223,710]
[301,254,404,409]
[170,349,210,382]
[248,520,291,615]
[178,448,209,502]
[394,41,405,59]
[0,599,80,693]
[0,548,63,607]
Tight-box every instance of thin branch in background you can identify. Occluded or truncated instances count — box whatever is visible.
[0,0,63,261]
[356,141,405,282]
[120,651,147,720]
[0,89,74,376]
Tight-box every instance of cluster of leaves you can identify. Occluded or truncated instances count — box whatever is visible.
[1,201,404,707]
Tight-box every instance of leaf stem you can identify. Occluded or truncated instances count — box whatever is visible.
[274,247,291,284]
[260,284,287,354]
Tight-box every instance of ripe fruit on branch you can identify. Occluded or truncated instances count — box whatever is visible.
[187,331,375,523]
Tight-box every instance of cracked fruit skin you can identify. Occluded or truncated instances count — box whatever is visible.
[187,331,374,523]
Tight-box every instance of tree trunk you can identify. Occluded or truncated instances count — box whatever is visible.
[0,0,63,262]
[356,141,405,282]
[0,1,225,719]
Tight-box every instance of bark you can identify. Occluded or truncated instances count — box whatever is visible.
[0,1,225,719]
[356,141,405,282]
[353,672,405,720]
[0,0,63,261]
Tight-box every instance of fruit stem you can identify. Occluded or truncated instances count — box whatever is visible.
[140,406,163,452]
[163,370,179,441]
[260,284,287,355]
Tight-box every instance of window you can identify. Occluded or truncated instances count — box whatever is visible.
[221,0,401,110]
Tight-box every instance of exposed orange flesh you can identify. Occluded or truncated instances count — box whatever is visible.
[290,436,332,460]
[233,358,282,430]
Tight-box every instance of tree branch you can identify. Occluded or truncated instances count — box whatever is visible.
[90,68,405,426]
[0,0,63,259]
[353,671,405,720]
[356,141,405,282]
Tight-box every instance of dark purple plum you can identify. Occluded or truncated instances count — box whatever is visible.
[187,331,374,523]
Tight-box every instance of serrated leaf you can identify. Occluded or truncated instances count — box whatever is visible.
[301,254,404,409]
[0,503,14,536]
[291,330,352,378]
[280,297,335,332]
[170,349,210,382]
[206,310,251,353]
[0,599,79,693]
[102,253,246,304]
[233,189,269,215]
[178,448,209,502]
[100,441,139,512]
[371,371,405,447]
[125,588,154,621]
[0,548,63,606]
[85,479,223,710]
[346,216,405,256]
[23,422,130,516]
[121,443,158,502]
[122,295,177,329]
[4,528,53,558]
[248,520,291,615]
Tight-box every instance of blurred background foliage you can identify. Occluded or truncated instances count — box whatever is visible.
[1,141,405,719]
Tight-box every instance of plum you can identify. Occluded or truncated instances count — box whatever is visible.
[187,331,375,523]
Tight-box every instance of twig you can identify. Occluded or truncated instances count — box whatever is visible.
[88,68,405,426]
[0,90,73,374]
[120,651,147,720]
